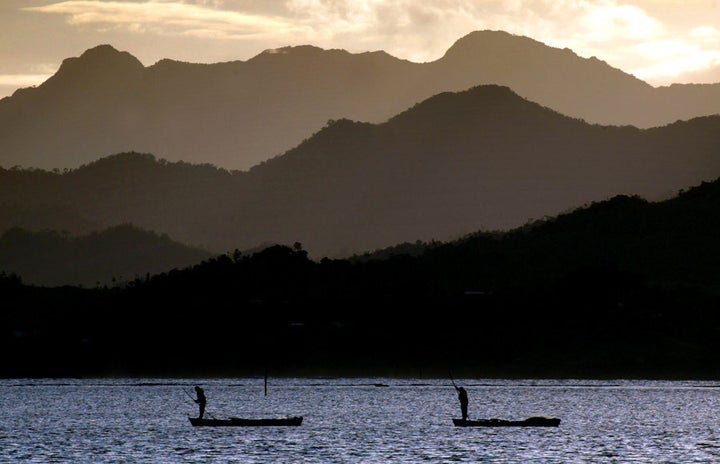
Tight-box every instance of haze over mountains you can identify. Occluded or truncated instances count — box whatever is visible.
[0,225,211,287]
[3,85,720,260]
[5,177,720,376]
[1,30,719,171]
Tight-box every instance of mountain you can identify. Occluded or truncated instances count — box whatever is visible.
[2,85,720,258]
[4,179,720,377]
[420,182,720,297]
[1,31,719,171]
[0,224,213,287]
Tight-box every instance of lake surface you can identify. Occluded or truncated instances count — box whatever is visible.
[2,378,720,463]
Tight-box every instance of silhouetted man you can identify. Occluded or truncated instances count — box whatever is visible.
[455,385,469,420]
[194,386,207,419]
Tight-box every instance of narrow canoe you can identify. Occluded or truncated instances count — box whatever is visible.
[189,416,303,427]
[453,416,560,427]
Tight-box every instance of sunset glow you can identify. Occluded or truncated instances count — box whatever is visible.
[1,0,719,99]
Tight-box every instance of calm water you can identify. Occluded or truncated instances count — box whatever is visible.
[2,378,720,463]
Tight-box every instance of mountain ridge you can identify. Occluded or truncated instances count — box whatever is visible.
[3,85,720,257]
[2,30,719,171]
[5,176,720,377]
[0,224,213,287]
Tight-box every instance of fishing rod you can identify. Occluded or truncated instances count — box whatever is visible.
[449,371,458,389]
[182,387,196,402]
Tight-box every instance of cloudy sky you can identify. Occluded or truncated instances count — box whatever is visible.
[1,0,719,99]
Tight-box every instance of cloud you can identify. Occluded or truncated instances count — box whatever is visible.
[630,39,720,83]
[283,0,500,59]
[26,1,307,40]
[280,1,675,60]
[690,26,720,43]
[0,74,53,88]
[576,4,663,41]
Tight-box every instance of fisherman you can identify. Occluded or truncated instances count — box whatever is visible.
[455,384,469,421]
[194,386,207,419]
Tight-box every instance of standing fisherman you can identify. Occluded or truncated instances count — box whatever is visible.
[194,386,207,419]
[455,384,469,421]
[450,373,469,421]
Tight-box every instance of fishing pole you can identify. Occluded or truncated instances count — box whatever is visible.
[449,371,458,389]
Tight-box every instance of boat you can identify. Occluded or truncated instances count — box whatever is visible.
[189,416,303,427]
[453,416,560,427]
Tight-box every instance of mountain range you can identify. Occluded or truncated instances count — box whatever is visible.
[0,224,211,287]
[5,28,720,377]
[4,177,720,376]
[1,30,719,171]
[3,85,720,259]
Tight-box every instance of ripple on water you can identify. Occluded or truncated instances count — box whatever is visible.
[2,378,720,462]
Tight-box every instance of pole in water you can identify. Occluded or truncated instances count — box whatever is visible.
[264,368,268,396]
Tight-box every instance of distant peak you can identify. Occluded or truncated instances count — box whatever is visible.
[252,44,355,63]
[454,30,534,44]
[414,84,523,107]
[55,44,143,76]
[386,84,555,128]
[76,44,144,67]
[459,29,515,40]
[45,45,144,88]
[442,30,553,59]
[264,44,315,53]
[80,44,121,57]
[148,57,208,72]
[262,45,336,55]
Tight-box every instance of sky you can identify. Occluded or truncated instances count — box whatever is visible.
[1,0,719,99]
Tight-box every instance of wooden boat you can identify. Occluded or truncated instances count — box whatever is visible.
[189,416,303,427]
[453,416,560,427]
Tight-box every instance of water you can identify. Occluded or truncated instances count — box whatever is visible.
[2,378,720,463]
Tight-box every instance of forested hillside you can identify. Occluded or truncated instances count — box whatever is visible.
[4,178,720,378]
